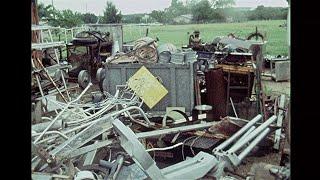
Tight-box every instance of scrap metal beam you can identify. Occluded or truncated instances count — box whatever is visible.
[64,139,113,159]
[113,118,166,179]
[227,115,277,153]
[136,121,218,139]
[213,115,262,152]
[112,119,219,180]
[83,146,98,166]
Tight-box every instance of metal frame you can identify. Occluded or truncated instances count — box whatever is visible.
[103,63,195,115]
[213,115,278,166]
[112,119,219,180]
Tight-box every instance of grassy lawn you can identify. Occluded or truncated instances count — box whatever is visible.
[123,20,288,56]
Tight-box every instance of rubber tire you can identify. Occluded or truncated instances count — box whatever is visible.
[78,70,91,89]
[96,68,106,83]
[72,38,97,45]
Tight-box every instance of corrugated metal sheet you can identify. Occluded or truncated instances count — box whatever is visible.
[103,63,195,115]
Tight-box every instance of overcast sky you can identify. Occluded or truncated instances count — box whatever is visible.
[38,0,288,15]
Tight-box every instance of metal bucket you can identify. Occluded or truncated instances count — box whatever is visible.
[157,43,178,63]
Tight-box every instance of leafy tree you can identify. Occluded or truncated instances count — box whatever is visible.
[223,7,248,22]
[211,8,227,22]
[169,0,188,16]
[51,10,84,28]
[37,3,46,18]
[102,1,122,23]
[187,0,235,23]
[122,14,144,23]
[37,3,57,20]
[154,0,189,24]
[192,0,213,23]
[247,6,288,20]
[82,13,98,24]
[210,0,235,9]
[150,10,166,23]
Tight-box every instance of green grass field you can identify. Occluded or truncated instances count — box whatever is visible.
[123,20,288,56]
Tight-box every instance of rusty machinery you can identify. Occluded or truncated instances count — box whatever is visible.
[188,30,204,51]
[189,30,264,120]
[67,31,113,89]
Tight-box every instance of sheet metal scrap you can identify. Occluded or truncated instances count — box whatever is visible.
[31,83,154,177]
[218,37,254,52]
[112,118,220,180]
[127,66,168,109]
[31,112,279,179]
[183,135,221,149]
[208,117,241,138]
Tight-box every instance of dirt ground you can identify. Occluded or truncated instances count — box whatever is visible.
[233,75,290,177]
[234,151,281,176]
[262,77,290,97]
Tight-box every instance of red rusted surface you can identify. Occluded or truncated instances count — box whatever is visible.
[205,67,227,120]
[208,117,240,137]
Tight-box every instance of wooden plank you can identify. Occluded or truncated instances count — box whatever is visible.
[216,64,254,74]
[273,94,286,150]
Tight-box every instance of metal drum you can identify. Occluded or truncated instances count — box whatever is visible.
[157,43,178,63]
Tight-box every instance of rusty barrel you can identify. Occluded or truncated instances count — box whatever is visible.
[205,67,227,120]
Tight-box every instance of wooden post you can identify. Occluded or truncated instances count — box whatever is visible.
[251,43,265,119]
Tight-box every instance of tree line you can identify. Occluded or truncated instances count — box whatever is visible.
[147,0,288,24]
[37,0,288,28]
[37,1,122,28]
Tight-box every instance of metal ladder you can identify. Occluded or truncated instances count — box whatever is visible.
[31,25,71,102]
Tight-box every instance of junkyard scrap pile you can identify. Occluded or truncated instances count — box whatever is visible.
[31,22,290,179]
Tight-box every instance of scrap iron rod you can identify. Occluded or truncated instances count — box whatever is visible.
[35,58,68,103]
[237,128,270,162]
[65,139,113,159]
[137,121,218,139]
[51,117,112,156]
[60,70,71,101]
[33,83,92,143]
[112,155,124,179]
[108,106,153,126]
[35,74,45,97]
[51,106,151,156]
[32,120,63,132]
[32,58,45,97]
[32,130,69,140]
[213,114,262,151]
[146,142,183,152]
[227,115,276,153]
[45,98,88,118]
[230,97,238,118]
